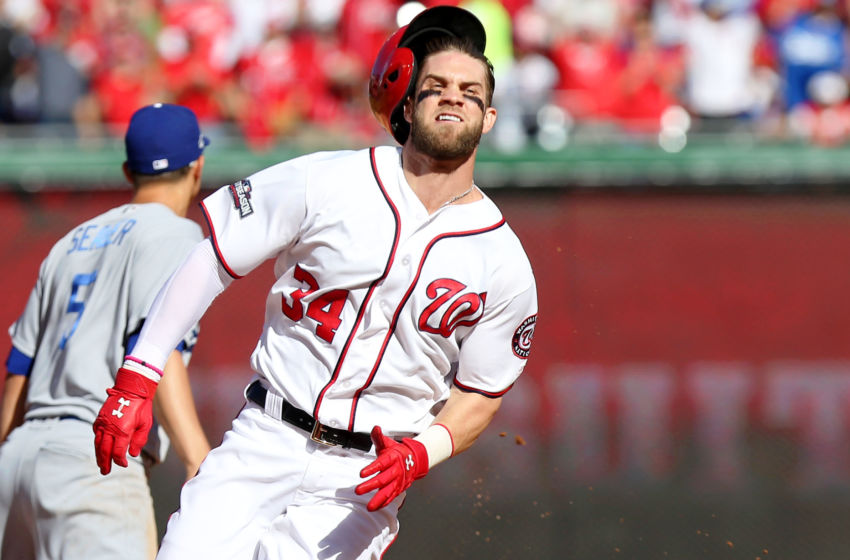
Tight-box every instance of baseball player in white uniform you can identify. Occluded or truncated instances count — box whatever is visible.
[0,104,211,559]
[93,6,537,559]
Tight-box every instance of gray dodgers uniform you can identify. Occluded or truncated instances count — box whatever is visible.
[0,202,201,559]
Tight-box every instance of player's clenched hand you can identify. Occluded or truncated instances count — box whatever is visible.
[93,366,158,475]
[355,426,429,511]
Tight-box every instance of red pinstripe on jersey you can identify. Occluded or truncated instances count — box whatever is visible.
[199,200,243,279]
[346,211,507,430]
[453,376,513,398]
[312,147,402,422]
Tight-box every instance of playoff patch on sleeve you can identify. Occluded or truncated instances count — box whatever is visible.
[229,179,254,218]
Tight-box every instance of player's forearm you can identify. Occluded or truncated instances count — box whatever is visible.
[0,373,28,442]
[356,386,503,510]
[131,238,231,370]
[428,386,502,460]
[153,351,211,479]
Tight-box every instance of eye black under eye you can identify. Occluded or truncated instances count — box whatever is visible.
[417,89,441,103]
[463,94,485,111]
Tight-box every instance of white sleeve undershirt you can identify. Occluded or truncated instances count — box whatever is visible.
[130,238,233,371]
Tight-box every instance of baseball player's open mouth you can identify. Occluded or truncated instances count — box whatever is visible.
[437,114,463,123]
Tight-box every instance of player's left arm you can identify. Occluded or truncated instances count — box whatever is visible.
[357,260,537,511]
[152,350,211,481]
[0,372,28,443]
[354,388,501,512]
[430,385,501,456]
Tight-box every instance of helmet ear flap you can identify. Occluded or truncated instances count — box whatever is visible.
[369,27,417,144]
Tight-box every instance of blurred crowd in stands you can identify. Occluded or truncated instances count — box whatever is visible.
[1,0,850,152]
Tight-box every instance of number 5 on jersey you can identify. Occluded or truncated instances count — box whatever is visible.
[281,264,348,343]
[59,271,98,349]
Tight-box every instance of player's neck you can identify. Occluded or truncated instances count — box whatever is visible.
[131,182,194,217]
[401,145,481,214]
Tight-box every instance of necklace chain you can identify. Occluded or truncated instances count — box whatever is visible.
[440,185,475,208]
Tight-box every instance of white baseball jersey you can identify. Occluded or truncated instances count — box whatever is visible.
[200,146,537,435]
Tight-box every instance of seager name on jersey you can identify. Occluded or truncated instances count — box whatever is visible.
[67,219,137,254]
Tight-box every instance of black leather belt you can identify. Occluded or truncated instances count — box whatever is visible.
[245,381,373,452]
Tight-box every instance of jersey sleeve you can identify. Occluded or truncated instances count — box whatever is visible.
[199,158,309,278]
[454,279,538,397]
[7,259,47,371]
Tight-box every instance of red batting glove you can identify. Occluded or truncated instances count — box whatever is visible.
[355,426,429,511]
[93,366,158,475]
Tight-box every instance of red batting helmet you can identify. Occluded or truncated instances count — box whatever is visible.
[368,5,487,145]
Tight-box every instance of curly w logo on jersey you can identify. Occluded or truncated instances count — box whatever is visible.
[512,315,536,359]
[418,279,487,337]
[229,180,254,218]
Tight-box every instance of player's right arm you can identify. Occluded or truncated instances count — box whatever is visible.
[94,238,231,475]
[129,157,310,367]
[94,161,311,474]
[4,265,44,443]
[0,372,28,443]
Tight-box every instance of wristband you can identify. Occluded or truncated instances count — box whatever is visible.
[122,356,163,384]
[413,423,454,469]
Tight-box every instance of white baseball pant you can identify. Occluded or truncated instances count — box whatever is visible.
[156,397,401,559]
